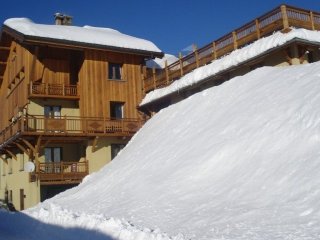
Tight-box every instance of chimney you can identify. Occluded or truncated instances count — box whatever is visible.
[54,13,72,25]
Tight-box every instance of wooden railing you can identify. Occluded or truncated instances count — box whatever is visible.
[37,161,88,185]
[0,115,143,145]
[29,82,79,99]
[144,5,320,92]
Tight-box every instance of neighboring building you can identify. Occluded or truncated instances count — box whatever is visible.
[0,14,163,210]
[140,5,320,115]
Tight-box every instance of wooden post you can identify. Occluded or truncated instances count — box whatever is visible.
[164,60,169,85]
[45,83,48,95]
[310,12,315,30]
[62,83,65,96]
[255,19,261,39]
[212,42,217,60]
[179,52,184,77]
[281,5,289,30]
[152,67,156,89]
[193,45,199,68]
[29,81,33,95]
[232,31,238,50]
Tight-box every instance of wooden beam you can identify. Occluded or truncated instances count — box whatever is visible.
[0,46,10,51]
[92,136,99,153]
[35,135,42,154]
[40,139,51,150]
[14,142,31,158]
[21,139,36,153]
[0,62,7,65]
[6,149,17,161]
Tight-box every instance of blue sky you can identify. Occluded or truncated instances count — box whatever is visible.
[0,0,319,55]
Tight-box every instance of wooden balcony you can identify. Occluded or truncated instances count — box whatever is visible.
[34,161,89,185]
[0,115,143,148]
[29,82,79,99]
[144,4,320,92]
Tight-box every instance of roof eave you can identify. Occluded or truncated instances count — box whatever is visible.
[1,25,164,58]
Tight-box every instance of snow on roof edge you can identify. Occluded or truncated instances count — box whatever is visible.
[3,18,163,55]
[140,28,320,107]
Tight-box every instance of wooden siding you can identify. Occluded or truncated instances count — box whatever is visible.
[79,49,144,119]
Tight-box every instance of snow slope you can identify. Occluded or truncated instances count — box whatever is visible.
[20,62,320,239]
[2,62,320,239]
[141,28,320,106]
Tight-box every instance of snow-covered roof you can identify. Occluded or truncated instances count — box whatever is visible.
[141,28,320,106]
[3,18,162,55]
[146,53,179,69]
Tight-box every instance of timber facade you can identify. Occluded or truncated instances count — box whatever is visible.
[0,16,162,210]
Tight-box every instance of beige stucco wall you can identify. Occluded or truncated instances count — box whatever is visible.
[27,99,80,116]
[0,153,40,211]
[86,137,127,173]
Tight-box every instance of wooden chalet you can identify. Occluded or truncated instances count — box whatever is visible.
[0,14,163,210]
[140,5,320,114]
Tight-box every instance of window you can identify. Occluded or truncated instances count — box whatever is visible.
[108,63,122,80]
[110,102,124,119]
[44,147,62,173]
[44,106,61,118]
[44,147,62,163]
[111,144,125,160]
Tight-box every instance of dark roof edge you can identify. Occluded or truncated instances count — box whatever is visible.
[1,25,164,58]
[139,37,320,109]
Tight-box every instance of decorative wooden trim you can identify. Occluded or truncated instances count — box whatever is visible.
[40,139,51,150]
[21,139,36,153]
[14,142,31,158]
[6,149,17,160]
[35,135,42,154]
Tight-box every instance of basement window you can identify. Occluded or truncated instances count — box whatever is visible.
[108,63,122,80]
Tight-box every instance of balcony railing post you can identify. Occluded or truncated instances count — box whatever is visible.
[212,41,217,60]
[164,60,169,85]
[29,81,33,95]
[179,52,184,77]
[193,45,200,68]
[281,5,289,29]
[152,67,156,89]
[255,19,261,39]
[310,11,315,30]
[232,31,238,50]
[45,83,48,95]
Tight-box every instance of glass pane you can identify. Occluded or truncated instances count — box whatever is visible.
[44,148,52,162]
[53,148,61,162]
[44,106,51,117]
[53,106,61,118]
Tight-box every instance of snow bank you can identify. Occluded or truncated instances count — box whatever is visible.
[4,18,162,53]
[21,61,320,239]
[141,28,320,106]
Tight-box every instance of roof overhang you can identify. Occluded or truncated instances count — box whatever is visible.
[1,25,164,58]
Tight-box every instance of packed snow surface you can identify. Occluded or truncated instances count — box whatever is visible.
[3,62,320,239]
[3,18,161,53]
[141,28,320,106]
